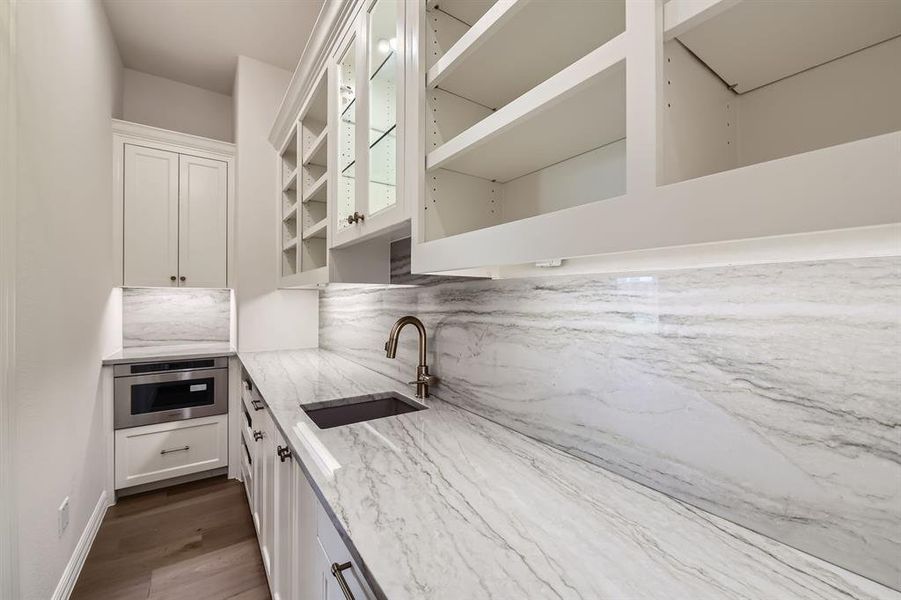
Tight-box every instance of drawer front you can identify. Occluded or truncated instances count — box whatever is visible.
[115,414,228,489]
[316,501,377,600]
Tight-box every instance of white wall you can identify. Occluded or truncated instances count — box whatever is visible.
[123,68,233,142]
[233,55,318,351]
[13,1,122,597]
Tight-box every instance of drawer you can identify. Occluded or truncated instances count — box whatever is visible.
[316,501,377,600]
[115,414,228,489]
[241,378,264,416]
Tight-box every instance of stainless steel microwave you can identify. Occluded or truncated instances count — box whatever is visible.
[113,357,228,429]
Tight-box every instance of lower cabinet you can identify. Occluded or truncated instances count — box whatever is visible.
[241,402,376,600]
[115,414,228,490]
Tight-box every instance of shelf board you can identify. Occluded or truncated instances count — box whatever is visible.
[282,169,298,192]
[302,129,328,167]
[670,0,901,93]
[303,171,328,203]
[283,204,297,222]
[302,217,327,240]
[428,0,625,109]
[283,237,298,252]
[428,0,528,90]
[416,131,901,273]
[280,265,329,288]
[427,34,626,183]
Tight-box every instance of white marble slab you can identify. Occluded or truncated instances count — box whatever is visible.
[319,257,901,589]
[239,349,900,600]
[122,287,231,347]
[102,342,235,365]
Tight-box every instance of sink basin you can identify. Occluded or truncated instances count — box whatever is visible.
[302,392,427,429]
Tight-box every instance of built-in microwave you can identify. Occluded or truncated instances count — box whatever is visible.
[113,357,228,429]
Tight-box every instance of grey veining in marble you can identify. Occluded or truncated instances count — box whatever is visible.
[320,256,901,590]
[239,349,901,600]
[122,287,231,347]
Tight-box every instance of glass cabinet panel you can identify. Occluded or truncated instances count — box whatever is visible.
[367,0,399,216]
[337,37,357,232]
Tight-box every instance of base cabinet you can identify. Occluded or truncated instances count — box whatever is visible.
[241,397,376,600]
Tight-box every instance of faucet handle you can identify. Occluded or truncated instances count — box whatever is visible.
[408,374,439,386]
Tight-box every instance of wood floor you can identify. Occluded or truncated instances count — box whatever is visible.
[71,476,270,600]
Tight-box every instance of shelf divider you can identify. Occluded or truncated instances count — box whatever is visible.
[302,217,328,240]
[303,171,328,203]
[302,129,328,167]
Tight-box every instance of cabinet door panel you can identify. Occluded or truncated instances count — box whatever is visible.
[178,154,228,288]
[124,144,179,286]
[273,432,295,600]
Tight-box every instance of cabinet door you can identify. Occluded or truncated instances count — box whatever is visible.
[123,144,179,287]
[333,20,363,247]
[317,500,377,600]
[272,432,295,600]
[178,154,228,288]
[258,409,276,581]
[294,463,323,600]
[363,0,405,233]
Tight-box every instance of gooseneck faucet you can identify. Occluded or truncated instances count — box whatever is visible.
[385,316,438,398]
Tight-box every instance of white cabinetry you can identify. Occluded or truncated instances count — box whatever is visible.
[406,0,901,275]
[114,414,228,490]
[114,120,235,288]
[240,373,378,600]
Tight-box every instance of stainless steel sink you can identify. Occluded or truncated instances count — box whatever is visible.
[302,392,427,429]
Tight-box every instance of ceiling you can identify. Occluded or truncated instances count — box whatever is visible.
[102,0,325,95]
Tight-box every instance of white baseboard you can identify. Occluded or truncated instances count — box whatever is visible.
[51,490,111,600]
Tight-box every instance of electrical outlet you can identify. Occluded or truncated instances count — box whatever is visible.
[58,497,70,536]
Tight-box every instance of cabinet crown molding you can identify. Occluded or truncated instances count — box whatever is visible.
[112,119,235,159]
[268,0,357,148]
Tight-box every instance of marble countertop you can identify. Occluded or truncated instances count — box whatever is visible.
[102,342,236,365]
[239,348,898,600]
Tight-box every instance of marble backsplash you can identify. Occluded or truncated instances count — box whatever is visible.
[122,287,231,347]
[319,256,901,590]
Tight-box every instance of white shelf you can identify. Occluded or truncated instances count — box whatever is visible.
[415,132,901,273]
[282,169,298,192]
[428,0,625,109]
[302,217,327,240]
[427,35,626,183]
[280,265,329,288]
[303,171,328,203]
[283,237,297,252]
[302,129,328,167]
[668,0,901,93]
[427,0,528,90]
[283,204,297,222]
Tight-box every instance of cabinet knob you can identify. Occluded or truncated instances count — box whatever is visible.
[346,212,365,225]
[170,275,177,282]
[345,214,356,225]
[179,275,186,282]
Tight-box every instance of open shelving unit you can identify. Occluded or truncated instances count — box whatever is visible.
[420,0,627,242]
[410,0,901,276]
[296,69,330,281]
[661,0,901,184]
[278,126,299,279]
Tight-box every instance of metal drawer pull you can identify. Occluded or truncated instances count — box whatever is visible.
[251,398,265,411]
[277,445,292,462]
[253,430,263,441]
[331,562,355,600]
[160,446,190,455]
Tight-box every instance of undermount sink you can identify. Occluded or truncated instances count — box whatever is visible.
[302,392,427,429]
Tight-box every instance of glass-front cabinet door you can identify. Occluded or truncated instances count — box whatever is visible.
[331,0,405,248]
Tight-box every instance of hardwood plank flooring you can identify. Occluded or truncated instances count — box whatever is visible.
[72,476,269,600]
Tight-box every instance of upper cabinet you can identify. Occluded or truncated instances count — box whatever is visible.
[332,0,406,247]
[114,120,235,288]
[271,0,901,281]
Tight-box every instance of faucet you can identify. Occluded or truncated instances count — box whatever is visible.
[384,316,438,399]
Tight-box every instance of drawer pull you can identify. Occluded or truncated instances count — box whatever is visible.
[253,430,263,442]
[277,445,292,462]
[160,445,190,455]
[251,398,265,411]
[331,562,356,600]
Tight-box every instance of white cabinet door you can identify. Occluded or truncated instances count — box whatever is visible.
[317,499,377,600]
[294,461,325,600]
[124,144,179,287]
[272,430,295,600]
[178,154,228,288]
[258,408,276,581]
